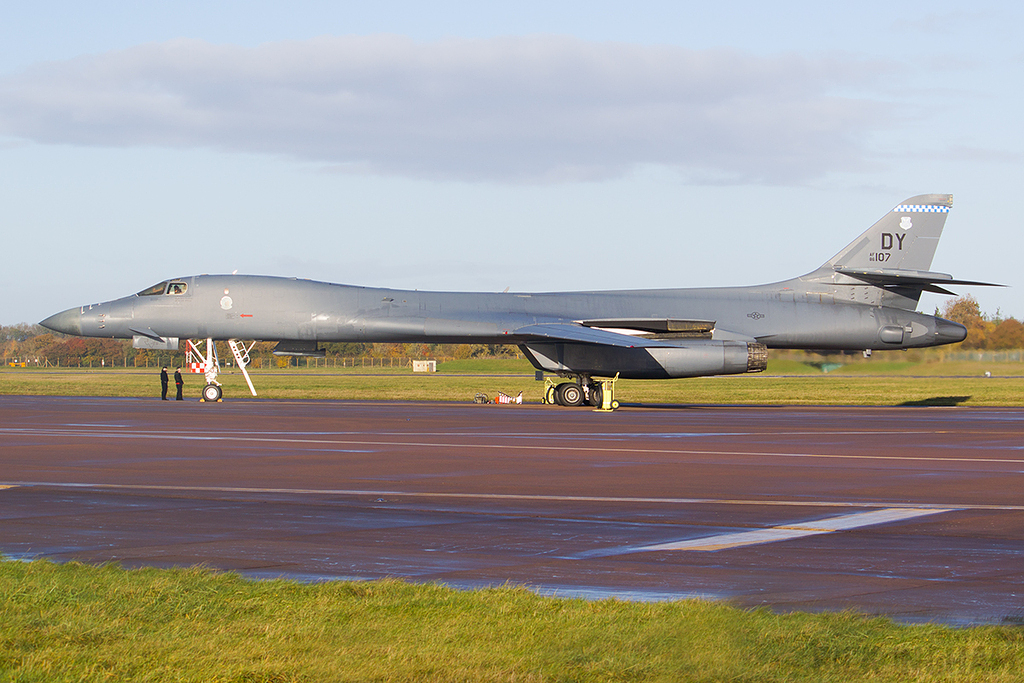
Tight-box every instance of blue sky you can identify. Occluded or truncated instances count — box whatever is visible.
[1,1,1020,324]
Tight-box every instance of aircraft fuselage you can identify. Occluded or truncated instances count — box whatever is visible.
[49,273,964,352]
[41,194,987,386]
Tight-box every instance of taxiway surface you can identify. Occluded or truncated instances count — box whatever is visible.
[1,395,1022,624]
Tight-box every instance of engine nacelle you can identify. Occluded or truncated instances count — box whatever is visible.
[520,340,768,380]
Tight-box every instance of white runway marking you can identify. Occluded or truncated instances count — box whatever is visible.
[626,508,955,553]
[6,480,970,556]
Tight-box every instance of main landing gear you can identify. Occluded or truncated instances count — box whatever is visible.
[541,374,620,411]
[186,337,258,402]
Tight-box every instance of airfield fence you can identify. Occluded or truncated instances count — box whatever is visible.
[8,350,1023,370]
[4,356,476,370]
[941,350,1024,362]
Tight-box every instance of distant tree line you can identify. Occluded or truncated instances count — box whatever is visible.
[1,323,520,367]
[938,295,1024,350]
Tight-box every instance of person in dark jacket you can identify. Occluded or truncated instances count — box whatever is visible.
[160,367,169,400]
[174,368,184,400]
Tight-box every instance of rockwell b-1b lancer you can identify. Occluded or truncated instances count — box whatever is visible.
[41,194,999,407]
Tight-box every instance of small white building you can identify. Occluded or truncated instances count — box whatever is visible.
[412,360,437,372]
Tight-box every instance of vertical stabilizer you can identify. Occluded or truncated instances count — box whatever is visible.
[825,194,953,272]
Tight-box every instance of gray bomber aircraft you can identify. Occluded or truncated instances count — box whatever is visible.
[41,194,998,407]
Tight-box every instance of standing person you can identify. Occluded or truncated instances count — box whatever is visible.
[160,367,169,400]
[174,367,184,401]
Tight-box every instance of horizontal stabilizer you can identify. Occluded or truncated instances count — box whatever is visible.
[835,266,1004,295]
[513,323,679,348]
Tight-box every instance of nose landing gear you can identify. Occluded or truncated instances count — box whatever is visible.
[186,337,258,402]
[201,383,223,402]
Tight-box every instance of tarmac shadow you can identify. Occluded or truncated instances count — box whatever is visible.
[617,403,791,410]
[899,396,972,407]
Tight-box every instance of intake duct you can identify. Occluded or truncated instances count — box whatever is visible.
[521,339,768,380]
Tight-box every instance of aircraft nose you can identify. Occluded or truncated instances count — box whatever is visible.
[935,318,967,344]
[40,307,82,336]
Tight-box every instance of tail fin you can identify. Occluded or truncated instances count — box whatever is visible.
[825,194,953,272]
[798,194,1001,310]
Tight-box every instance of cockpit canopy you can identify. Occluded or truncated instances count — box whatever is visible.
[137,280,188,296]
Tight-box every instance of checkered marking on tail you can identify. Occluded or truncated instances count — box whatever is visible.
[894,204,950,213]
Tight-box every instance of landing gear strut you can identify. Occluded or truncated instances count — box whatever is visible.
[541,374,620,410]
[186,337,258,402]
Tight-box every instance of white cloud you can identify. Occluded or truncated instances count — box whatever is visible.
[0,35,893,183]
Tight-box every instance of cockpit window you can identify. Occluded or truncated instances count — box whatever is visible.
[137,281,169,296]
[136,280,188,296]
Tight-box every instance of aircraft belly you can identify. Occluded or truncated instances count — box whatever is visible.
[352,316,428,342]
[424,317,502,338]
[316,315,510,343]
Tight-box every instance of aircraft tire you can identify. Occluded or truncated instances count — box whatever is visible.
[556,382,584,407]
[588,384,603,407]
[202,384,222,402]
[543,384,557,405]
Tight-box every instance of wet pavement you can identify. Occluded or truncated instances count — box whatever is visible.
[1,395,1023,624]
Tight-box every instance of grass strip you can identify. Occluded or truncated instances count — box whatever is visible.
[2,364,1023,406]
[3,559,1024,682]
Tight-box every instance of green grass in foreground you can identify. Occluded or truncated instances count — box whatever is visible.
[2,361,1023,405]
[3,560,1024,682]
